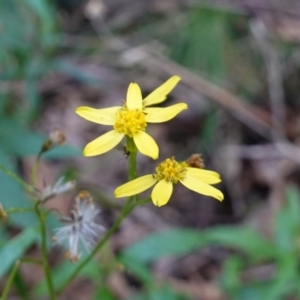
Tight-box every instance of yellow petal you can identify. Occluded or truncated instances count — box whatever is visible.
[180,176,224,201]
[126,83,142,110]
[133,131,159,159]
[145,103,188,123]
[142,107,161,114]
[186,168,221,184]
[114,175,156,198]
[151,180,173,207]
[83,130,124,156]
[75,106,120,125]
[143,76,181,107]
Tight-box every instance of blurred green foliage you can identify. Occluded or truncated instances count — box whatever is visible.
[0,227,39,277]
[0,0,58,122]
[1,1,300,299]
[170,8,232,83]
[0,0,81,228]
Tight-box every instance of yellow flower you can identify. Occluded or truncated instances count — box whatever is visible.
[76,76,187,159]
[114,157,224,207]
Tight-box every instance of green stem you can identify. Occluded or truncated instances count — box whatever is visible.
[34,203,56,300]
[136,197,151,206]
[126,136,137,181]
[21,258,43,265]
[0,163,35,193]
[57,136,141,295]
[1,260,20,300]
[56,199,135,295]
[6,207,34,214]
[31,156,40,187]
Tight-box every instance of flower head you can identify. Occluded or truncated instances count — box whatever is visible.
[114,156,224,207]
[76,76,187,159]
[52,191,105,262]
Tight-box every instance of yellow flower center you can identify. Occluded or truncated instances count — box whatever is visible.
[114,107,147,137]
[154,157,187,183]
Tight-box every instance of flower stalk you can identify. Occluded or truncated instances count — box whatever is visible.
[57,136,144,294]
[126,136,137,181]
[34,202,56,300]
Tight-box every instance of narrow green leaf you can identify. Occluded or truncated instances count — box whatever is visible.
[0,150,37,227]
[0,116,80,158]
[0,227,38,278]
[119,254,153,284]
[206,226,274,259]
[34,258,101,296]
[52,60,101,85]
[274,185,300,251]
[93,286,115,300]
[122,228,208,263]
[34,261,78,296]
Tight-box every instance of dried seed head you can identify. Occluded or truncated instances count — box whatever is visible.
[185,154,205,169]
[52,191,106,262]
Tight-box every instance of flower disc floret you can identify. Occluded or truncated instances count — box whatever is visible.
[154,157,186,183]
[114,107,147,137]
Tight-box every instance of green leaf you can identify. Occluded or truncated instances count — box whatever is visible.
[52,59,101,85]
[199,110,219,148]
[122,228,208,264]
[0,227,38,278]
[0,150,37,227]
[274,185,300,251]
[23,0,56,38]
[34,257,102,296]
[219,256,243,296]
[23,0,52,23]
[132,285,186,300]
[0,118,43,156]
[119,255,153,284]
[0,116,80,158]
[43,145,81,160]
[206,226,274,259]
[264,254,298,299]
[147,286,186,300]
[93,286,116,300]
[170,7,234,83]
[33,260,77,296]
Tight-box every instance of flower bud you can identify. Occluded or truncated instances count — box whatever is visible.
[40,128,66,154]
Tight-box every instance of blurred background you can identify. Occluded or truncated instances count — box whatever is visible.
[2,0,300,299]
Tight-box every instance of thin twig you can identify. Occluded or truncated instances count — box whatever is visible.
[251,19,300,165]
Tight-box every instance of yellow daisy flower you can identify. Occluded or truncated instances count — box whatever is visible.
[114,156,224,207]
[76,76,187,159]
